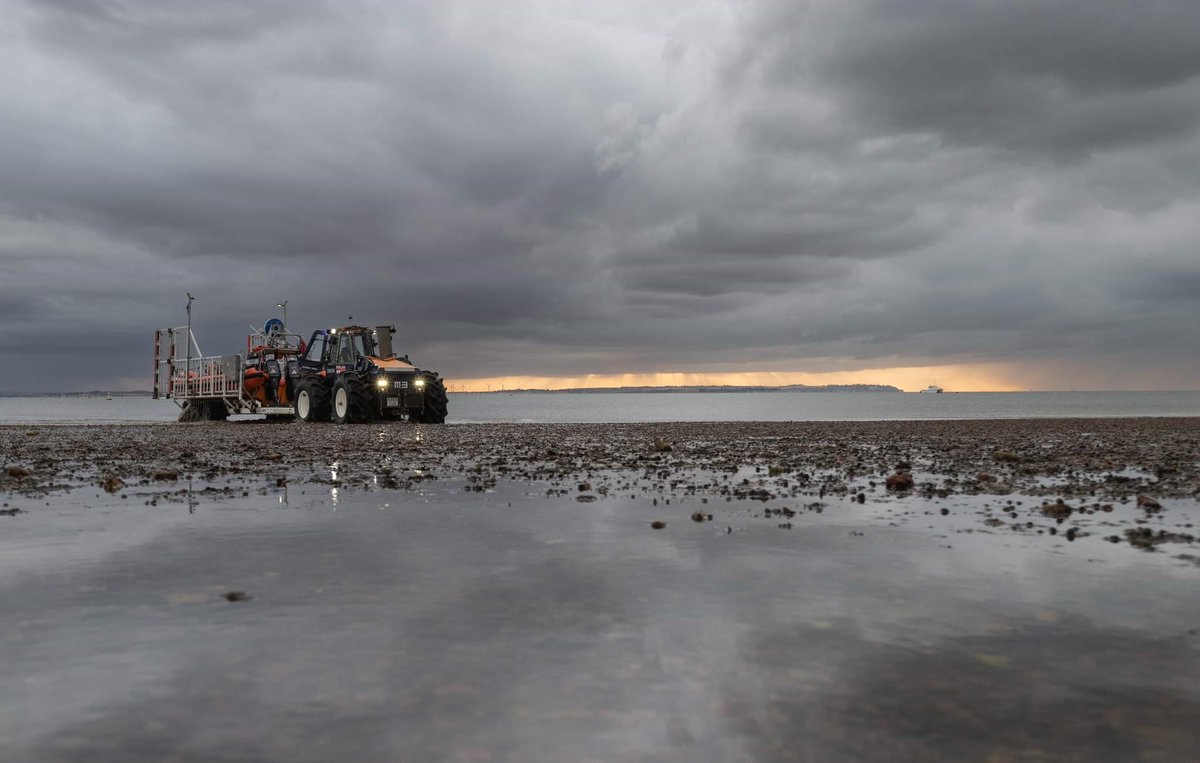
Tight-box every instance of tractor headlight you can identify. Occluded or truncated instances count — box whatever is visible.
[415,378,426,388]
[376,377,389,389]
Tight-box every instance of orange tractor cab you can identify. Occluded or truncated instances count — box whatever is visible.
[292,325,448,424]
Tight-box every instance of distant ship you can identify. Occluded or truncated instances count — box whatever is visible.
[918,385,943,394]
[105,392,113,401]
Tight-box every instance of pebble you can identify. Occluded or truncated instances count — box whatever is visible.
[1137,495,1162,511]
[1040,500,1073,519]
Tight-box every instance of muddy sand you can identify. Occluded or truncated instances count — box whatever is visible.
[4,417,1200,548]
[2,418,1199,761]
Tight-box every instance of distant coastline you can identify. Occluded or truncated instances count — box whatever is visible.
[458,384,902,394]
[0,386,905,398]
[0,391,152,398]
[2,385,907,397]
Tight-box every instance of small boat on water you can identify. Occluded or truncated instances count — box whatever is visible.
[105,393,113,401]
[919,385,943,394]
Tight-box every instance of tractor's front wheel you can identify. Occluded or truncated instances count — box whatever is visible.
[414,377,448,424]
[332,372,373,424]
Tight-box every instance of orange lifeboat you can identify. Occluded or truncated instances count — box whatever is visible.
[243,367,269,400]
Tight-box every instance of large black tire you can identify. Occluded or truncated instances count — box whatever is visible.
[177,399,228,422]
[294,379,330,422]
[332,372,374,424]
[177,401,203,422]
[414,377,448,424]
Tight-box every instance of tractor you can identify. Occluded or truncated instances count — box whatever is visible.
[291,325,448,424]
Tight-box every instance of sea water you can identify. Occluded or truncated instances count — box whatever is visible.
[3,473,1198,761]
[1,390,1198,424]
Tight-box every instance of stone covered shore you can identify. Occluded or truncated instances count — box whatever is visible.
[3,417,1200,491]
[1,419,1197,551]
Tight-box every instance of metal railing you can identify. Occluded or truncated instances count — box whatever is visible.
[154,327,244,401]
[246,324,305,355]
[167,354,244,399]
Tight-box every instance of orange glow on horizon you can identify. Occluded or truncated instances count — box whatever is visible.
[447,365,1029,393]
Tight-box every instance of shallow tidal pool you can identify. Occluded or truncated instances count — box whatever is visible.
[2,471,1198,762]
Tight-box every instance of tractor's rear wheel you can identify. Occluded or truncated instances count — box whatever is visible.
[295,379,330,422]
[332,372,373,424]
[414,377,448,424]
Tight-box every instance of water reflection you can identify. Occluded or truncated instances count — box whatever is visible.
[330,460,341,507]
[1,487,1196,762]
[729,618,1200,762]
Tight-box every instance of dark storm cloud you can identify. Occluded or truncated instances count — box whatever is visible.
[2,0,1199,390]
[747,0,1200,157]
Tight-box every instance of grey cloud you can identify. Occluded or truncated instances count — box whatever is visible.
[0,0,1198,390]
[670,208,936,261]
[747,0,1200,157]
[618,259,827,298]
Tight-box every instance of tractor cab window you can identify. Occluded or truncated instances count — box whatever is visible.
[336,334,356,364]
[305,335,327,363]
[356,333,377,358]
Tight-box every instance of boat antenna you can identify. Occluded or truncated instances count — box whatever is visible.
[185,293,194,395]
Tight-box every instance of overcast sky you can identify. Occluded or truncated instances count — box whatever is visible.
[2,0,1199,391]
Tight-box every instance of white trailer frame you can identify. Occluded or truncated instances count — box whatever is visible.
[153,326,292,416]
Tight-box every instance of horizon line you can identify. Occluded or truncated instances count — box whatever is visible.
[4,386,1200,396]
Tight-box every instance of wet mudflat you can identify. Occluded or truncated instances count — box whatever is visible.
[2,420,1199,762]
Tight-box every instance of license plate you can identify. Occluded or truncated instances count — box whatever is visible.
[386,397,400,407]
